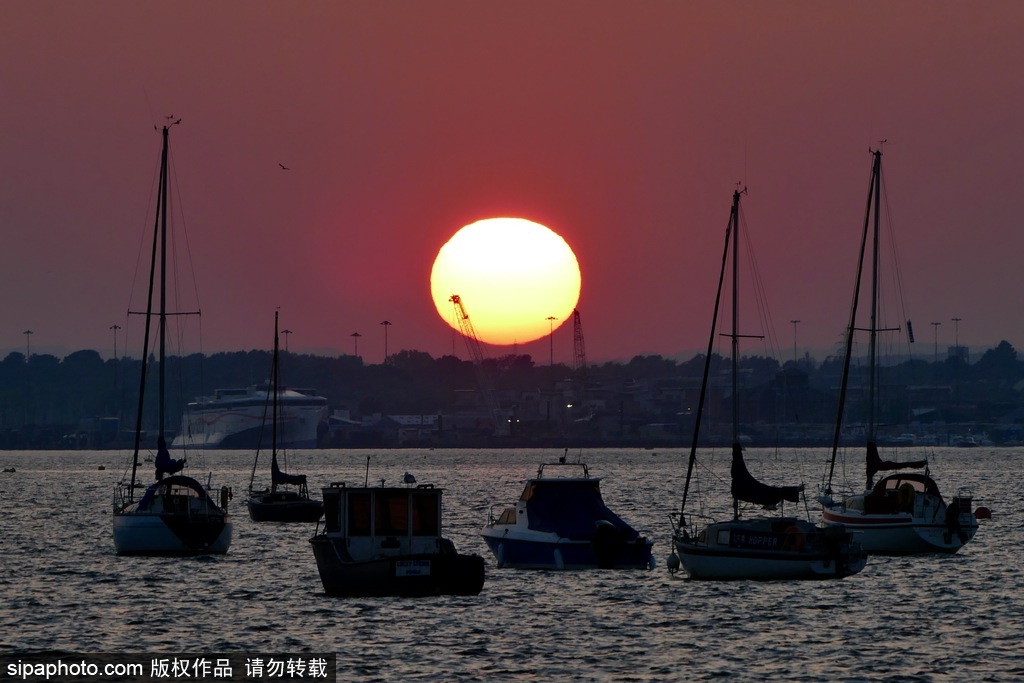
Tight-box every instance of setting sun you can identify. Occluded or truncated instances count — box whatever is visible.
[430,218,582,346]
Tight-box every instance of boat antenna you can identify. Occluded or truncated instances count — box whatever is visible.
[364,455,370,487]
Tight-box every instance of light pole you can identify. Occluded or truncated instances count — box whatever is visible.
[930,322,941,363]
[23,329,33,360]
[281,328,292,353]
[110,324,121,360]
[380,320,392,364]
[952,317,962,415]
[546,316,557,372]
[790,319,800,364]
[350,332,361,357]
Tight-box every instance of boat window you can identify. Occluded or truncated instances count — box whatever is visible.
[323,492,341,533]
[411,493,440,536]
[376,491,410,536]
[348,492,372,536]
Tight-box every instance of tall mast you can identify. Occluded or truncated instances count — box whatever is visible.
[272,311,280,461]
[129,125,169,495]
[866,149,882,444]
[730,189,740,446]
[158,125,169,445]
[679,193,735,517]
[825,149,882,493]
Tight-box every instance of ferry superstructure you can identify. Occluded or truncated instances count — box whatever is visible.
[171,386,328,449]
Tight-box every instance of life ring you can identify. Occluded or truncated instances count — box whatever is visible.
[782,525,805,552]
[897,483,916,511]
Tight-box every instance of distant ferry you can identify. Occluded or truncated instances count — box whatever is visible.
[171,386,328,449]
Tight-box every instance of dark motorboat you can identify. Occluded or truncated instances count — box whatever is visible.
[309,481,485,597]
[247,311,324,523]
[480,461,655,570]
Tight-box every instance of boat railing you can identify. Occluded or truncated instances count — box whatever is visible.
[487,504,516,526]
[536,462,590,479]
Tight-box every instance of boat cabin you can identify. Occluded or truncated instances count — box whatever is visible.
[125,475,227,516]
[321,483,447,560]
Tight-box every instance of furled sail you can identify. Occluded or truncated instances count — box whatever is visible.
[865,442,927,486]
[154,437,186,480]
[271,452,307,486]
[730,444,802,507]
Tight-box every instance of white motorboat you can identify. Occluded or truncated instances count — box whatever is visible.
[480,460,654,570]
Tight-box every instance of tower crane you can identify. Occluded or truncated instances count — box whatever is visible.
[572,308,587,375]
[449,295,508,436]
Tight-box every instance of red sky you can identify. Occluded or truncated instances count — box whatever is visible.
[2,2,1023,365]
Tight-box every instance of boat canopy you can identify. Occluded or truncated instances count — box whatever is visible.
[866,442,927,485]
[271,453,307,486]
[730,444,803,508]
[136,475,215,511]
[523,479,640,541]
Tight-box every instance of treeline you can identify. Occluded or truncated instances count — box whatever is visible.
[0,339,1021,447]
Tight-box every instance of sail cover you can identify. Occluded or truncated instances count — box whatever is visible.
[271,453,307,486]
[730,444,802,507]
[866,442,926,485]
[154,437,185,480]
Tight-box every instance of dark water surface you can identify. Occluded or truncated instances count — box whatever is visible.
[0,447,1020,681]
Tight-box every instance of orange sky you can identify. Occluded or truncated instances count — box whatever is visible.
[2,2,1023,364]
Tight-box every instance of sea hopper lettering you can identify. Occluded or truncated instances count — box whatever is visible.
[729,531,782,550]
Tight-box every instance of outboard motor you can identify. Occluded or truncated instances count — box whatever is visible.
[592,520,624,569]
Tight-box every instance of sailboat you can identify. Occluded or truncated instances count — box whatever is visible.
[820,149,979,554]
[669,189,866,580]
[247,311,324,523]
[112,122,233,555]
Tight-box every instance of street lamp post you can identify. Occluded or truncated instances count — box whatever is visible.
[952,317,962,414]
[790,319,800,363]
[351,332,361,358]
[23,330,33,360]
[546,316,557,371]
[930,322,941,363]
[380,320,392,364]
[110,324,121,360]
[281,329,292,353]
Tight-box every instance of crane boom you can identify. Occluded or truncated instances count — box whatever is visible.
[572,308,587,374]
[449,295,507,435]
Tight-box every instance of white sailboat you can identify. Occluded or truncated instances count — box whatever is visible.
[670,189,866,580]
[820,149,978,554]
[112,122,232,555]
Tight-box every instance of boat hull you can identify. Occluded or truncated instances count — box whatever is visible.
[310,536,485,597]
[821,507,978,555]
[671,519,866,581]
[113,512,232,556]
[481,531,654,570]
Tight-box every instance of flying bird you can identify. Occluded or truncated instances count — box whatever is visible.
[278,163,290,170]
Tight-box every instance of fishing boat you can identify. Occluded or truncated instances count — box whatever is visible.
[669,189,866,580]
[112,122,232,556]
[309,468,485,596]
[247,311,324,523]
[480,459,654,570]
[820,149,979,554]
